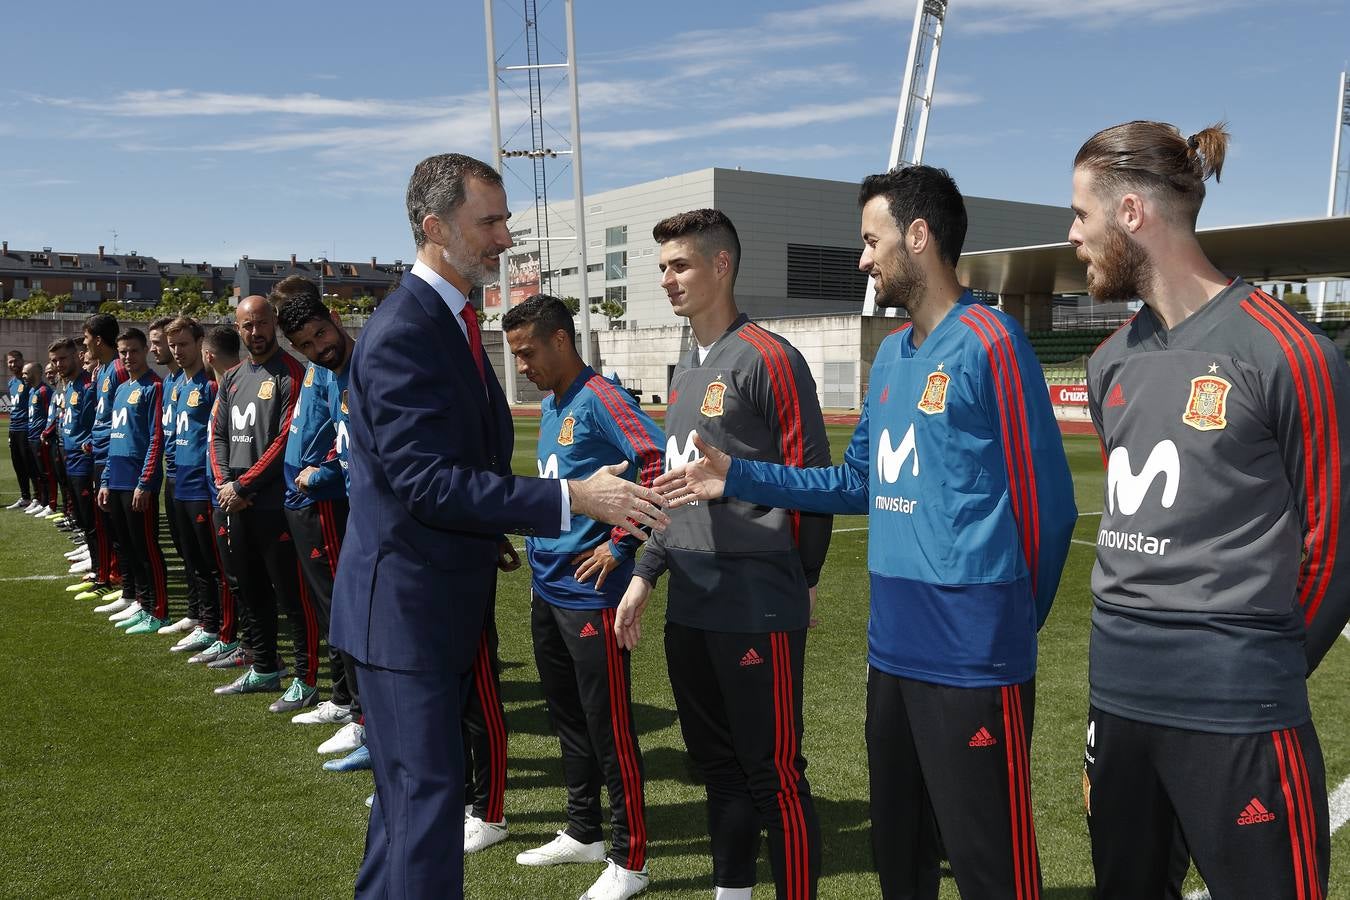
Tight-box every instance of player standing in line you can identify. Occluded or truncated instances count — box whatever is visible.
[274,278,364,743]
[654,168,1077,900]
[503,294,661,900]
[192,326,245,667]
[24,362,57,516]
[162,317,225,658]
[51,339,96,575]
[6,350,34,510]
[211,296,318,708]
[616,209,832,900]
[1068,120,1350,900]
[98,328,170,636]
[44,358,70,525]
[148,317,197,636]
[83,313,130,609]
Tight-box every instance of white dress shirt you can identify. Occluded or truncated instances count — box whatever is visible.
[408,258,571,532]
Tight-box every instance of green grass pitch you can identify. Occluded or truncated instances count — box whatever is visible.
[1,422,1347,898]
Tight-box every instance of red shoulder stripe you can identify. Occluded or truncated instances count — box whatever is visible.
[140,381,165,485]
[739,325,805,543]
[586,375,663,486]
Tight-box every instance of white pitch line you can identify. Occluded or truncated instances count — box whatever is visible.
[1080,511,1103,517]
[1072,539,1097,548]
[0,574,68,582]
[832,527,868,534]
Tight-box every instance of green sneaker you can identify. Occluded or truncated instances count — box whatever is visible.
[100,589,123,602]
[269,678,319,714]
[125,615,168,635]
[115,609,149,630]
[67,581,93,593]
[213,667,283,695]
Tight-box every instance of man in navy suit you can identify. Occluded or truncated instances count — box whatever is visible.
[331,153,667,900]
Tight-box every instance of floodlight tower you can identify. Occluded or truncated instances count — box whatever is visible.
[1316,70,1350,321]
[863,0,949,317]
[484,0,594,403]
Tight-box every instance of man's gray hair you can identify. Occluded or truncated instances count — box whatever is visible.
[406,154,503,248]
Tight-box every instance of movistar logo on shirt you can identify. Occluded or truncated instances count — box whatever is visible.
[335,421,349,466]
[874,423,920,515]
[537,453,559,479]
[666,431,702,506]
[231,402,256,439]
[1099,440,1178,556]
[111,408,128,430]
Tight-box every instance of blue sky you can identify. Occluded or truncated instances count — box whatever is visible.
[3,0,1346,266]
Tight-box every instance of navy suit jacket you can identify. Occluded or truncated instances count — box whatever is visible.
[331,271,562,672]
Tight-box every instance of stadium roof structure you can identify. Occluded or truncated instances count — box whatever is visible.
[956,214,1350,296]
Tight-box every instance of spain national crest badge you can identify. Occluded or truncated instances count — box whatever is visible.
[340,390,349,415]
[171,387,179,402]
[917,368,950,415]
[304,367,315,387]
[1182,375,1230,431]
[102,377,110,393]
[127,388,141,405]
[69,392,78,406]
[187,389,201,408]
[700,378,727,417]
[558,415,576,446]
[257,380,275,401]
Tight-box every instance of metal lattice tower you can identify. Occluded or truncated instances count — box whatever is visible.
[484,0,594,400]
[863,0,949,317]
[1317,71,1350,319]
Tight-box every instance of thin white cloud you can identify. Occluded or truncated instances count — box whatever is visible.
[715,143,868,162]
[764,0,1249,34]
[587,97,896,150]
[37,89,457,119]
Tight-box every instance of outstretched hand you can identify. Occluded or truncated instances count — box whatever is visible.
[654,432,732,508]
[570,462,669,540]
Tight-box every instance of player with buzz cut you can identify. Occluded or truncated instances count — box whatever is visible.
[162,316,226,659]
[191,325,245,667]
[502,294,662,900]
[51,339,96,578]
[1068,120,1350,900]
[24,362,57,517]
[274,276,367,757]
[654,168,1077,900]
[99,327,171,636]
[615,208,832,900]
[211,295,318,711]
[6,350,34,511]
[83,313,131,609]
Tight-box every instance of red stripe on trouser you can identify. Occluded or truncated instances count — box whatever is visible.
[770,633,808,900]
[41,446,57,502]
[1286,729,1323,900]
[317,501,341,577]
[95,508,113,583]
[1012,686,1040,898]
[1241,299,1333,619]
[140,502,169,620]
[600,609,646,870]
[474,632,508,823]
[1273,731,1309,900]
[1002,686,1036,900]
[970,306,1041,585]
[294,562,320,686]
[208,525,234,642]
[1254,294,1342,622]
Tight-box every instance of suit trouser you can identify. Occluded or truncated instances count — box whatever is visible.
[8,430,32,502]
[106,489,168,619]
[225,504,316,680]
[463,593,508,824]
[530,595,647,870]
[665,621,820,900]
[285,500,356,709]
[25,438,52,508]
[173,497,223,635]
[1085,706,1328,900]
[356,661,469,900]
[210,506,241,645]
[92,462,121,586]
[866,669,1040,900]
[161,478,198,621]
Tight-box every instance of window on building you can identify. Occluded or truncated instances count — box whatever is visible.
[30,280,41,291]
[586,263,602,273]
[560,267,578,277]
[605,225,627,247]
[786,244,869,304]
[606,251,627,281]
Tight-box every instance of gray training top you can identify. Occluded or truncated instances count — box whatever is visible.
[634,314,832,633]
[1087,278,1350,734]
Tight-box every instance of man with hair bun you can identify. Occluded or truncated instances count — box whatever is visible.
[1071,120,1350,899]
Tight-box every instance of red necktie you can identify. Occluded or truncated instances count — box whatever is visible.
[459,305,486,383]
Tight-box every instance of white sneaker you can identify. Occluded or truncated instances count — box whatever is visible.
[64,547,88,560]
[463,816,508,854]
[316,721,365,752]
[580,860,650,900]
[173,625,206,648]
[93,594,129,613]
[41,506,58,517]
[516,830,606,866]
[69,559,92,574]
[110,601,142,621]
[365,793,375,808]
[24,501,43,514]
[296,701,354,727]
[157,617,194,635]
[714,888,752,900]
[5,499,28,510]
